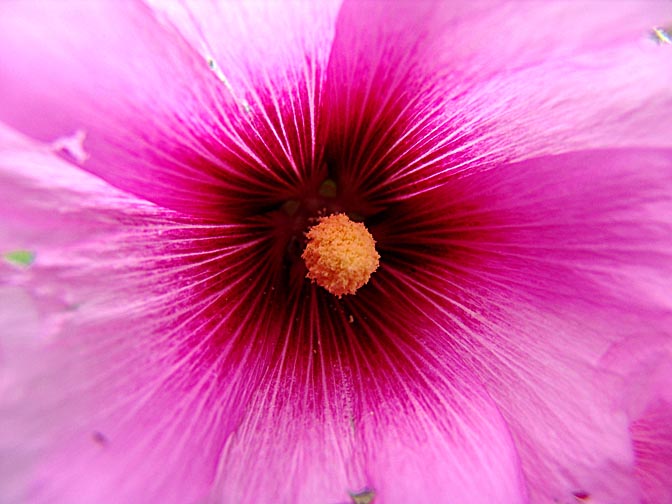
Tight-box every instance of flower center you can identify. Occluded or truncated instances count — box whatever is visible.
[302,213,380,297]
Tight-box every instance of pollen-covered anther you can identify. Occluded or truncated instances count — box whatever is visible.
[302,213,380,297]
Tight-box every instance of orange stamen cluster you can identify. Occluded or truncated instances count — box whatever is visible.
[302,213,380,297]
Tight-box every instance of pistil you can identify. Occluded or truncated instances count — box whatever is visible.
[302,213,380,297]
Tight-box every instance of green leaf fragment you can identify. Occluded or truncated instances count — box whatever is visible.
[4,250,35,267]
[350,489,375,504]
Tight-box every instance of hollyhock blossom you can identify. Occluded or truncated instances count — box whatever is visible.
[1,1,672,503]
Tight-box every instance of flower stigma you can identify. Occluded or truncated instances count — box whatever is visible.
[302,213,380,297]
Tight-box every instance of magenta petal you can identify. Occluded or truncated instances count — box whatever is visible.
[378,148,672,502]
[386,1,671,79]
[323,1,672,201]
[445,42,672,162]
[144,0,341,92]
[0,127,268,503]
[140,0,343,213]
[207,356,527,503]
[0,1,323,217]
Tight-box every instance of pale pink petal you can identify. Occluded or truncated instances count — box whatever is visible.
[369,148,672,502]
[0,287,45,503]
[0,126,270,503]
[323,1,672,201]
[0,1,337,217]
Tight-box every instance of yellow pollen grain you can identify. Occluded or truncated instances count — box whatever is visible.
[302,213,380,297]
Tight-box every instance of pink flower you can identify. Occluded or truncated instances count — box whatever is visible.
[1,1,671,503]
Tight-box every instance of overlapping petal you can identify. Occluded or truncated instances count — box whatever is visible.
[206,339,527,503]
[143,0,344,208]
[602,335,672,503]
[0,126,272,503]
[322,0,672,201]
[144,0,341,92]
[0,1,336,217]
[371,148,672,502]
